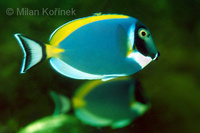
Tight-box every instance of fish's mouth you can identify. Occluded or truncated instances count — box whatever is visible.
[152,52,160,60]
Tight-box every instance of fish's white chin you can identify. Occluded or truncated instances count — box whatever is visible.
[128,51,152,68]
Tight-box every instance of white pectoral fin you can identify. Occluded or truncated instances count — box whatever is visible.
[50,58,103,80]
[14,33,46,73]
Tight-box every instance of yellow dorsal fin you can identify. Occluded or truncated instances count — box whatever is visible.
[46,44,65,58]
[50,14,129,46]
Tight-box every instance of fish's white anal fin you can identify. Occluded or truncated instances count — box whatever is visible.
[50,58,127,80]
[75,108,112,127]
[14,33,46,73]
[49,58,103,80]
[111,119,132,129]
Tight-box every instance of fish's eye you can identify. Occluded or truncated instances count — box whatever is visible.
[138,28,148,38]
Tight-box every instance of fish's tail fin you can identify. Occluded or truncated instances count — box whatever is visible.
[14,33,47,73]
[49,91,71,116]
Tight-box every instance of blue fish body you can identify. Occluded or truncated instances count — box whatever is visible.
[50,77,150,129]
[49,77,150,128]
[58,17,140,75]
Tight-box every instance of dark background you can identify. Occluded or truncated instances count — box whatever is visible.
[0,0,200,132]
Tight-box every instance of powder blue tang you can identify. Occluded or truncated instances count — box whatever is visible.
[14,14,159,80]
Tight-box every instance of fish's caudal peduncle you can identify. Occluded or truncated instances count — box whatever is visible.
[46,44,65,58]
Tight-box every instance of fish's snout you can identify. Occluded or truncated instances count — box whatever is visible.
[151,52,160,60]
[154,52,160,60]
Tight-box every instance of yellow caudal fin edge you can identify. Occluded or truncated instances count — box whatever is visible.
[46,44,65,58]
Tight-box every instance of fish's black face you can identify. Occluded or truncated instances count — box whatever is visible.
[134,27,150,56]
[134,21,158,60]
